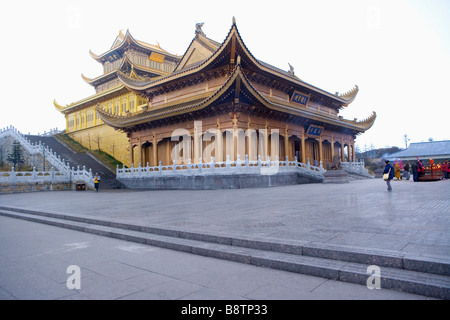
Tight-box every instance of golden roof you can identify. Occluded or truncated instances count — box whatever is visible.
[97,61,375,133]
[89,30,180,64]
[118,19,358,108]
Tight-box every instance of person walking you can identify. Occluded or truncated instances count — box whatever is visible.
[403,161,410,180]
[383,160,394,192]
[411,161,419,182]
[94,173,101,192]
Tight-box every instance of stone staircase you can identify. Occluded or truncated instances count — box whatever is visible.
[24,135,125,190]
[0,205,448,299]
[347,172,375,181]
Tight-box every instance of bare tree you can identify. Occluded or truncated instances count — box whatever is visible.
[87,133,92,150]
[110,141,117,157]
[403,134,410,149]
[92,134,102,150]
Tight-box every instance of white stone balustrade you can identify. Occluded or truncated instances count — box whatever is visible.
[1,126,94,188]
[117,155,326,180]
[0,167,70,184]
[341,159,373,178]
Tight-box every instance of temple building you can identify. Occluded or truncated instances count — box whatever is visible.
[55,19,376,173]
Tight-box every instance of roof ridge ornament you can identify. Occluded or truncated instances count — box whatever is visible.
[195,22,205,36]
[232,16,236,25]
[288,63,295,76]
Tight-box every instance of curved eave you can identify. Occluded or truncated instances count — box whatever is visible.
[343,111,377,132]
[338,85,359,107]
[89,49,102,62]
[81,73,95,85]
[53,99,69,112]
[56,85,128,114]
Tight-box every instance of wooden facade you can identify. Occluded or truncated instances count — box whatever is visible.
[57,20,376,169]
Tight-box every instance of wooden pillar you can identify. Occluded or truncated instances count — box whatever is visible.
[318,136,323,164]
[352,140,356,162]
[166,139,171,165]
[152,135,158,166]
[301,132,306,163]
[284,130,289,161]
[137,138,142,166]
[341,139,345,162]
[331,137,335,161]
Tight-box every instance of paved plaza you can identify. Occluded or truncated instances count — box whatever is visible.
[0,178,449,301]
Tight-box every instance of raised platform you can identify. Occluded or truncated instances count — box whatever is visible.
[119,172,323,190]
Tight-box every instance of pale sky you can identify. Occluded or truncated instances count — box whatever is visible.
[1,0,449,150]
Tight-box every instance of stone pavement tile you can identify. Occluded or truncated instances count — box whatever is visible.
[141,277,205,300]
[57,291,93,300]
[401,243,450,257]
[12,253,76,285]
[180,287,247,300]
[0,263,74,300]
[268,229,344,242]
[324,231,377,247]
[244,284,315,300]
[361,233,411,251]
[119,272,174,291]
[116,289,167,300]
[181,269,269,297]
[72,269,142,300]
[308,279,433,300]
[83,260,151,282]
[0,287,16,300]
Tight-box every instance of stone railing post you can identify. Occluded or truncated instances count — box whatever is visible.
[10,167,16,183]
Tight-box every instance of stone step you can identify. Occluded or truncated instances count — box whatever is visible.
[24,135,121,188]
[0,206,449,299]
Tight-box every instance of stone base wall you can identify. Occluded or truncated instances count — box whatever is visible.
[119,172,322,190]
[0,182,73,194]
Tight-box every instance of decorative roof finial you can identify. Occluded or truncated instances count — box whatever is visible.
[232,16,236,25]
[195,22,205,36]
[288,63,295,76]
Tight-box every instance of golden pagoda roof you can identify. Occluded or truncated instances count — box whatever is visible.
[89,29,180,64]
[81,54,168,87]
[97,61,376,133]
[118,18,358,108]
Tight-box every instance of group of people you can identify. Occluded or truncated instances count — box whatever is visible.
[383,159,449,192]
[442,160,450,180]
